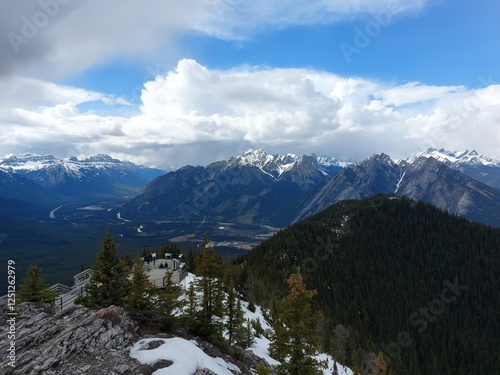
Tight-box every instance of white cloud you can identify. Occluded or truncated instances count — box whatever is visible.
[0,0,203,79]
[1,59,499,169]
[0,0,432,79]
[195,0,430,39]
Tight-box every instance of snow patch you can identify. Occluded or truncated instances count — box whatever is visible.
[130,337,240,375]
[117,212,131,222]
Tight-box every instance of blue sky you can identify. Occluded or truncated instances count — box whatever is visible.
[0,0,499,169]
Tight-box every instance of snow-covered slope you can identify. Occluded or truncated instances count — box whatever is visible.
[0,153,164,199]
[229,149,346,179]
[0,153,161,181]
[161,273,354,375]
[407,147,500,167]
[406,148,500,189]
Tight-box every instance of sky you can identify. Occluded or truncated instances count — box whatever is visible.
[1,0,499,170]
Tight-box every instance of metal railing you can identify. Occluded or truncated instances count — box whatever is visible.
[0,269,94,311]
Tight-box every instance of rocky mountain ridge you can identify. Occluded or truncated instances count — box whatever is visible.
[406,147,500,188]
[124,149,500,227]
[0,303,256,375]
[295,154,500,226]
[123,150,340,226]
[0,153,164,202]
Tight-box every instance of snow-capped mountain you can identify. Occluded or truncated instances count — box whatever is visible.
[123,149,343,226]
[295,153,500,226]
[0,153,164,200]
[406,148,500,189]
[124,148,500,227]
[407,147,500,167]
[228,149,345,178]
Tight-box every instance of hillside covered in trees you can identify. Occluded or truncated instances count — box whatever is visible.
[242,195,500,374]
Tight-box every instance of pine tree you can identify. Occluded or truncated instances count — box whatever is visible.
[374,352,388,375]
[332,359,339,375]
[226,286,250,347]
[270,271,324,375]
[193,235,223,337]
[184,283,198,332]
[18,264,58,303]
[156,269,183,330]
[123,258,154,321]
[78,230,130,309]
[225,279,238,345]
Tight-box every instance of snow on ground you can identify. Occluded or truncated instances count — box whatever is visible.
[130,337,240,375]
[318,353,354,375]
[140,272,354,375]
[241,301,273,332]
[117,212,131,222]
[250,336,279,367]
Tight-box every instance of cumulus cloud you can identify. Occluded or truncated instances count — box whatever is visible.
[1,59,498,169]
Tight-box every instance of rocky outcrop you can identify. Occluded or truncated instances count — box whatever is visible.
[0,303,139,375]
[0,302,271,375]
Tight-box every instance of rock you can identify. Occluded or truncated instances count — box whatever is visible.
[79,364,92,372]
[0,302,258,375]
[194,369,218,375]
[115,364,130,374]
[0,303,139,375]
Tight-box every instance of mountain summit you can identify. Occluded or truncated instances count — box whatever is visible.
[406,147,500,189]
[0,153,164,200]
[296,153,500,226]
[123,150,342,226]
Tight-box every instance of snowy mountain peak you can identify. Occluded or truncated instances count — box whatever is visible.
[0,153,133,173]
[408,148,500,167]
[230,149,346,178]
[79,154,121,163]
[231,149,301,177]
[0,153,58,167]
[0,153,164,195]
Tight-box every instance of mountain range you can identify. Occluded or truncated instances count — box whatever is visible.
[123,148,500,227]
[123,150,343,226]
[0,153,164,205]
[1,148,499,227]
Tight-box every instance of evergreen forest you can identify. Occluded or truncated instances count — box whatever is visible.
[242,195,500,374]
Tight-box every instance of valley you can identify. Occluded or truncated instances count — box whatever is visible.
[2,147,500,291]
[0,196,274,290]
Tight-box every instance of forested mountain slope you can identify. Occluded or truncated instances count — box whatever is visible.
[243,195,500,375]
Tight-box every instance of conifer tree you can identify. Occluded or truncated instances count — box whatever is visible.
[374,352,387,375]
[270,271,324,375]
[185,283,198,331]
[225,278,238,345]
[78,230,130,309]
[156,269,183,330]
[225,281,249,347]
[18,264,58,303]
[193,235,223,337]
[123,258,154,321]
